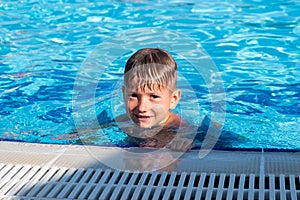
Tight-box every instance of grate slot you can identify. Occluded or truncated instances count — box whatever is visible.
[269,174,276,200]
[215,173,226,200]
[162,172,178,199]
[5,166,40,196]
[67,168,95,199]
[280,174,287,200]
[56,168,85,198]
[110,171,131,200]
[131,172,151,199]
[87,169,114,199]
[36,167,68,198]
[77,169,104,199]
[173,172,187,200]
[237,174,246,200]
[141,172,159,200]
[0,163,5,171]
[183,172,197,200]
[99,171,123,200]
[194,172,207,199]
[206,173,216,200]
[297,176,300,190]
[248,174,256,200]
[46,168,78,198]
[21,167,58,197]
[152,172,168,200]
[289,175,298,200]
[226,173,236,199]
[0,165,32,195]
[0,164,22,190]
[0,164,13,180]
[120,172,140,200]
[297,175,300,200]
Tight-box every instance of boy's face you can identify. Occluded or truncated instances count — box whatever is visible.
[122,84,181,128]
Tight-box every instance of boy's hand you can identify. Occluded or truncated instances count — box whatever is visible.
[167,138,194,152]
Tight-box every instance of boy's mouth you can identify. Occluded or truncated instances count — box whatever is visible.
[135,114,152,121]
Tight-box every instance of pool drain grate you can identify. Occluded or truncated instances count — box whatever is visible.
[0,163,299,199]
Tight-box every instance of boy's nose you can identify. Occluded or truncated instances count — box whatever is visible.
[138,97,148,112]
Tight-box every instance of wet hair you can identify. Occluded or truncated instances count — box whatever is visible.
[124,48,177,91]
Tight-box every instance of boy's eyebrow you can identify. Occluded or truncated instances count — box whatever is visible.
[147,92,162,95]
[126,89,163,95]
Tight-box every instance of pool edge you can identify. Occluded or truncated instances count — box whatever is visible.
[0,141,299,176]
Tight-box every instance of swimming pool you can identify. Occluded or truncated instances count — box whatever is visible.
[0,0,299,151]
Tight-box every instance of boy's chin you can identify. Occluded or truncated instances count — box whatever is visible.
[134,123,153,129]
[135,123,162,132]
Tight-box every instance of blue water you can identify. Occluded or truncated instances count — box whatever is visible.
[0,0,299,151]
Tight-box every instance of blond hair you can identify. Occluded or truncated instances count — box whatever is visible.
[124,48,177,91]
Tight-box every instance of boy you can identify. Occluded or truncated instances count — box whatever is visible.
[95,48,239,152]
[113,48,194,151]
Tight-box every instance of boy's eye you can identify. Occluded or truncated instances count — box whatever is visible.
[129,93,138,98]
[151,95,160,99]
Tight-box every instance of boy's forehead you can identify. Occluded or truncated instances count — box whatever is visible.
[125,83,170,93]
[124,73,176,91]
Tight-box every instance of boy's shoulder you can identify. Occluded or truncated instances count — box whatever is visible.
[166,113,184,128]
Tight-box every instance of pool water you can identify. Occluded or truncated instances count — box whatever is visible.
[0,0,299,151]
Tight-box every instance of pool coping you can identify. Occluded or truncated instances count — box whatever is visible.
[0,141,299,176]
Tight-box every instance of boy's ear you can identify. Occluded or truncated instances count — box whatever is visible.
[170,89,181,110]
[122,86,126,99]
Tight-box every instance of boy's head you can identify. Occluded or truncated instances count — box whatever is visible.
[124,48,177,92]
[122,48,181,128]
